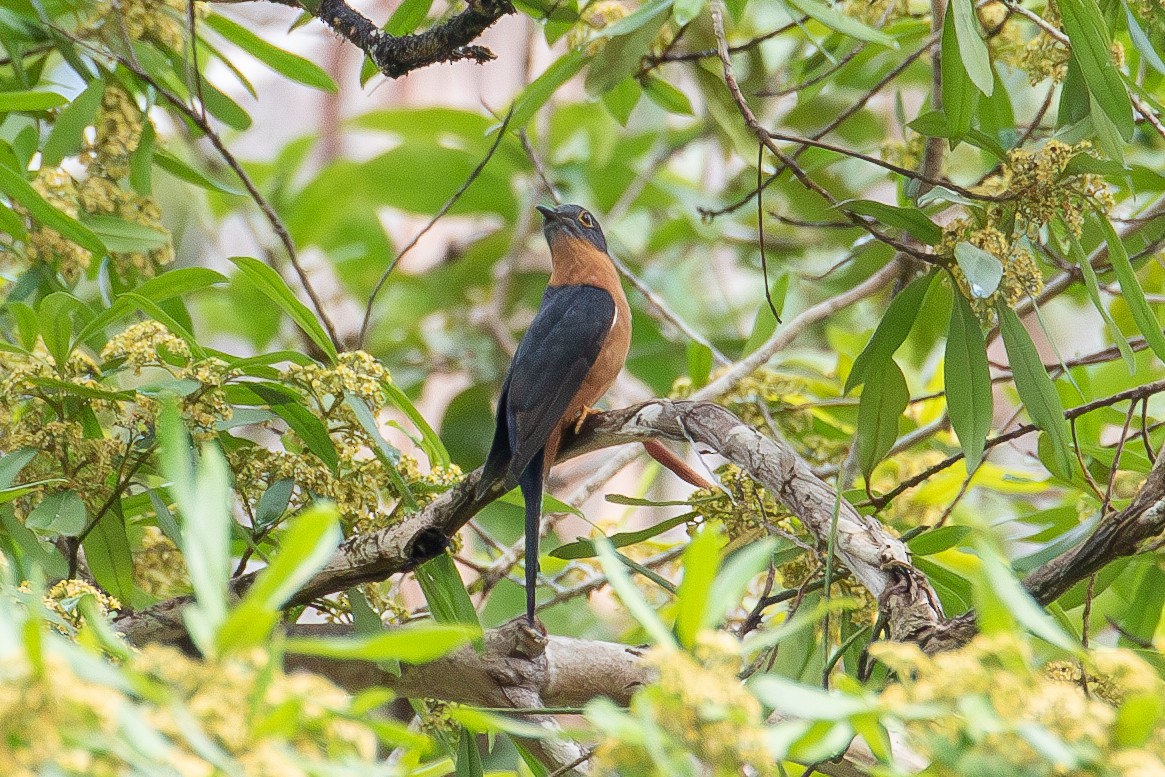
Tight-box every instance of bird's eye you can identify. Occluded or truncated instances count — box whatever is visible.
[578,211,593,227]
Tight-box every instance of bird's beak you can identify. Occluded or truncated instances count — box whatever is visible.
[536,204,559,223]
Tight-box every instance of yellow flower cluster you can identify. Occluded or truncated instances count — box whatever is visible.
[101,321,235,432]
[874,634,1165,774]
[882,132,926,172]
[567,1,631,54]
[284,350,389,410]
[690,463,793,544]
[842,0,910,28]
[80,0,188,51]
[0,643,379,777]
[17,579,121,633]
[1004,140,1112,237]
[594,634,773,775]
[132,526,188,599]
[941,221,1043,317]
[101,320,191,371]
[14,85,173,283]
[20,169,92,283]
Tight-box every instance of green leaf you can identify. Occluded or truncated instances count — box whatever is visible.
[1069,233,1135,371]
[43,78,105,166]
[218,502,342,652]
[205,13,338,93]
[285,621,479,663]
[229,256,338,362]
[0,480,64,507]
[596,537,677,647]
[38,292,82,369]
[509,50,588,128]
[161,402,231,655]
[907,525,972,556]
[856,360,909,477]
[1124,3,1165,75]
[81,214,170,253]
[385,0,434,35]
[845,272,933,393]
[81,504,136,604]
[1098,216,1165,364]
[673,0,705,25]
[785,0,898,47]
[26,490,87,536]
[843,200,942,245]
[550,514,692,559]
[675,523,723,648]
[254,478,294,530]
[950,0,993,95]
[601,76,642,125]
[585,0,672,95]
[1058,0,1134,140]
[416,553,481,631]
[383,381,450,468]
[642,74,694,115]
[0,510,67,580]
[705,539,776,632]
[945,291,993,470]
[941,7,976,141]
[0,448,38,490]
[455,725,485,777]
[271,401,339,472]
[1057,56,1092,129]
[0,164,105,254]
[997,305,1074,477]
[977,549,1079,651]
[954,242,1003,298]
[344,393,419,512]
[154,149,246,196]
[0,90,67,112]
[201,81,252,131]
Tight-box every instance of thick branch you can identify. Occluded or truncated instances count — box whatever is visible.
[310,0,513,79]
[115,400,943,650]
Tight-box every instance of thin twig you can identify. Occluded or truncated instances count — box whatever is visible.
[357,106,515,348]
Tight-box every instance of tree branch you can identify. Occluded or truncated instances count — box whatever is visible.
[308,0,514,79]
[115,399,944,651]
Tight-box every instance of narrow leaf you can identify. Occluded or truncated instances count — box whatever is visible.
[205,13,338,93]
[675,524,723,648]
[997,305,1074,477]
[1058,0,1134,140]
[846,272,933,393]
[856,360,909,477]
[229,256,338,362]
[286,622,479,663]
[1099,217,1165,364]
[945,292,992,469]
[785,0,898,47]
[344,394,419,512]
[843,200,942,245]
[941,7,976,141]
[950,0,994,95]
[0,164,105,254]
[1069,233,1135,370]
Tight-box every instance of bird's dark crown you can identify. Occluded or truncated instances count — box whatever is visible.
[536,203,608,253]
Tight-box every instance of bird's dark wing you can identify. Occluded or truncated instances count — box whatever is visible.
[496,283,615,480]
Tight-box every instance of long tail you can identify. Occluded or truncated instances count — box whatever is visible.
[517,454,545,625]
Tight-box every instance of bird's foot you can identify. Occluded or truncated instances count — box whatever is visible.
[573,405,599,434]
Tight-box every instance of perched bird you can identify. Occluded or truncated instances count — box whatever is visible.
[480,204,631,624]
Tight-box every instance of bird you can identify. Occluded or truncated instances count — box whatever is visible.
[479,203,631,625]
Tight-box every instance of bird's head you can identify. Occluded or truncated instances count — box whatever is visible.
[536,203,608,254]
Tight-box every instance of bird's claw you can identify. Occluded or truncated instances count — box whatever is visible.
[574,405,599,434]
